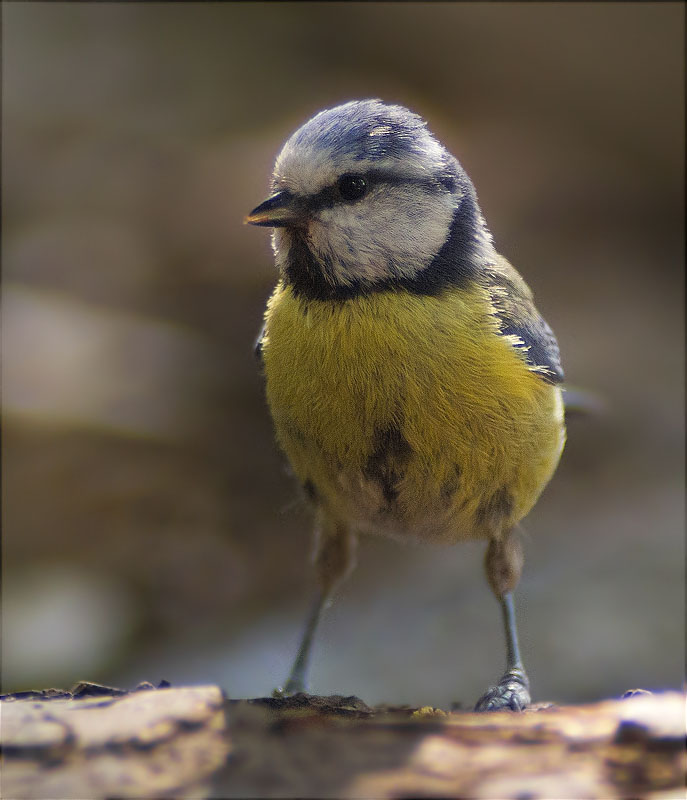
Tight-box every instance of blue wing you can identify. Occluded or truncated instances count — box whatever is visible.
[486,255,564,385]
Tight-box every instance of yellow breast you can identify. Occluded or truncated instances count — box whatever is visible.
[261,282,565,543]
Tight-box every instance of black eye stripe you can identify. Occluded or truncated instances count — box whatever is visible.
[303,185,337,212]
[303,169,456,213]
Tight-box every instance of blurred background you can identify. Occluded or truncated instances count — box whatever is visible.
[2,3,684,707]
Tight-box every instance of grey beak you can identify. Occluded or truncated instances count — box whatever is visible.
[245,190,302,227]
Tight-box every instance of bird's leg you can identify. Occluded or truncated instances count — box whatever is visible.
[279,514,357,696]
[281,589,327,695]
[475,528,531,711]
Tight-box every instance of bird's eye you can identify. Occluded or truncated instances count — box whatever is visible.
[336,174,367,203]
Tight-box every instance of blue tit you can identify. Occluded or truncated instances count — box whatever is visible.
[246,99,566,711]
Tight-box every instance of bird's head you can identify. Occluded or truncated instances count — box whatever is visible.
[246,99,494,300]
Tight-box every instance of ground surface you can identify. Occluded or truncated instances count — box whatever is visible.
[2,682,685,799]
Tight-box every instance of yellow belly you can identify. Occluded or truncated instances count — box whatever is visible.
[261,282,565,543]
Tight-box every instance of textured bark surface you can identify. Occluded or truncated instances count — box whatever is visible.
[1,683,685,799]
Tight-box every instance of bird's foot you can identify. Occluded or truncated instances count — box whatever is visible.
[272,677,308,698]
[474,669,530,712]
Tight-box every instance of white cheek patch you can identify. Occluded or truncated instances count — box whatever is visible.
[309,186,457,286]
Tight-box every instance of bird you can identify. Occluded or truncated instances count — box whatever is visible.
[245,99,566,711]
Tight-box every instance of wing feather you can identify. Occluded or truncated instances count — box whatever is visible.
[485,255,564,385]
